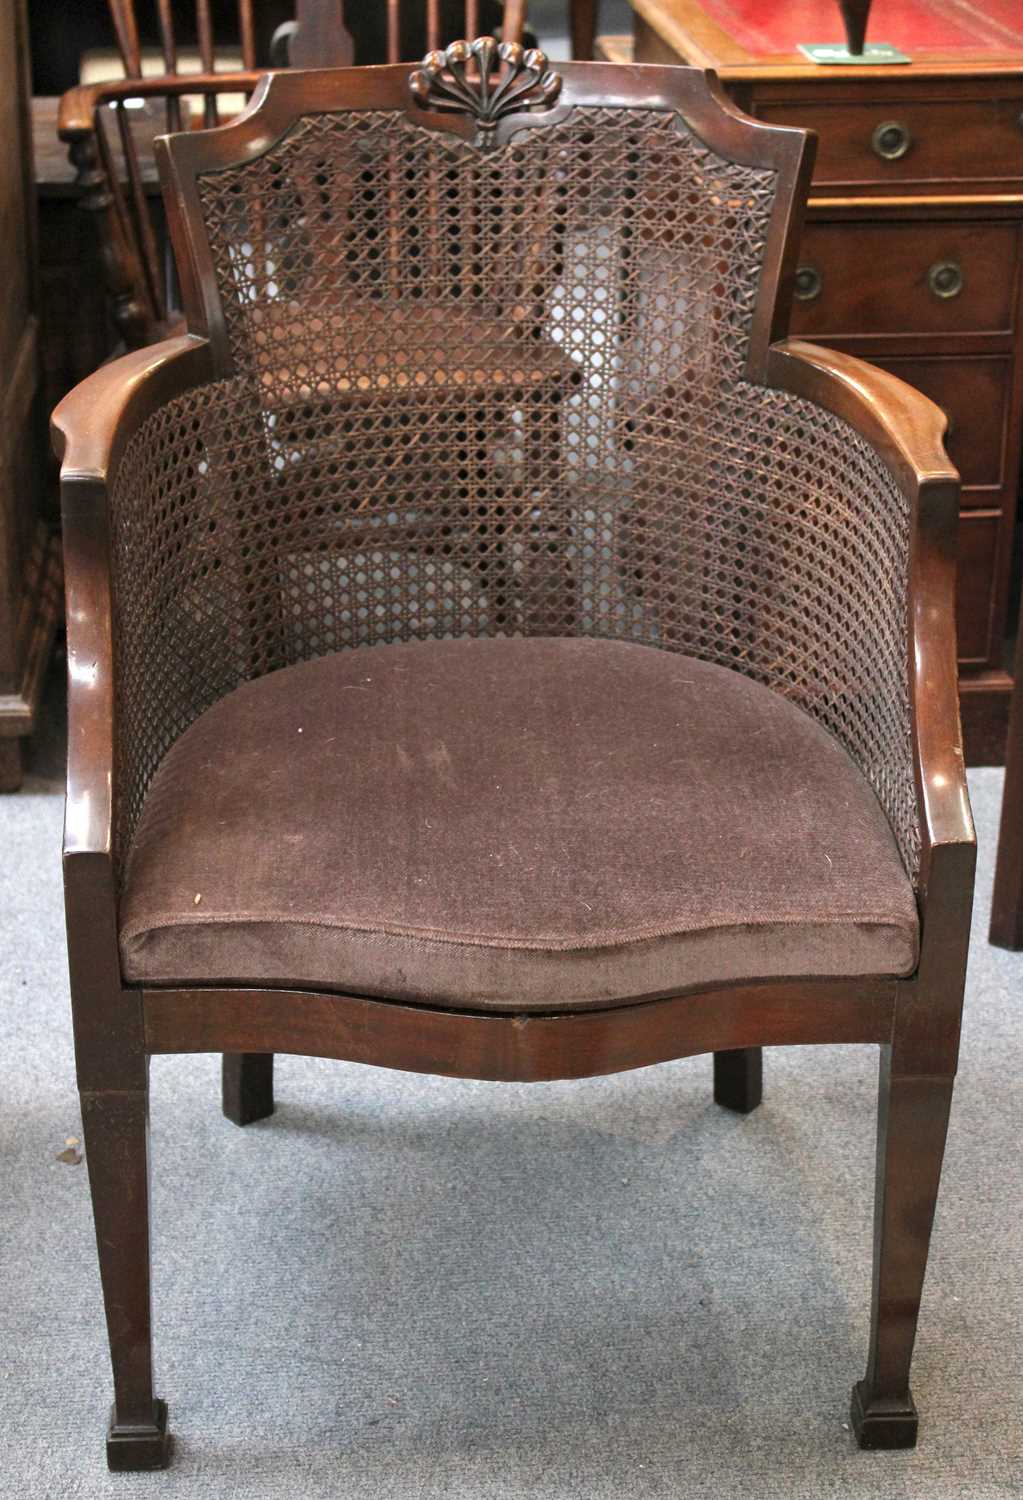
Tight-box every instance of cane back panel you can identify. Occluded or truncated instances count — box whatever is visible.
[109,101,918,884]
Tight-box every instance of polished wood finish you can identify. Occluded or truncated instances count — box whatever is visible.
[53,60,975,1465]
[624,0,1023,764]
[0,0,61,787]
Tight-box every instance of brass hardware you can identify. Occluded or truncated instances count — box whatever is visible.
[928,260,963,299]
[794,265,822,302]
[871,120,912,160]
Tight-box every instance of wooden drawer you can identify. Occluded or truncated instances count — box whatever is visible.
[790,221,1018,338]
[956,512,1002,665]
[868,355,1010,494]
[757,95,1023,189]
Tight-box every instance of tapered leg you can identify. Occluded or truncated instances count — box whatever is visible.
[80,1086,170,1471]
[713,1047,763,1113]
[851,1049,955,1449]
[222,1052,275,1125]
[0,737,23,792]
[990,651,1023,947]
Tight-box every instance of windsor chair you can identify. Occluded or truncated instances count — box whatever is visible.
[274,1,523,67]
[53,44,974,1469]
[58,2,525,348]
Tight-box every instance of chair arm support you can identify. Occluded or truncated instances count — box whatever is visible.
[766,338,955,496]
[57,72,266,141]
[53,336,214,862]
[764,338,975,879]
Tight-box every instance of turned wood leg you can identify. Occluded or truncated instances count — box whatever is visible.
[713,1047,763,1113]
[222,1053,275,1125]
[80,1084,170,1471]
[0,737,23,792]
[851,1048,955,1449]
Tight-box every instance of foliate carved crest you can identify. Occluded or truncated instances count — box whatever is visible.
[409,37,562,148]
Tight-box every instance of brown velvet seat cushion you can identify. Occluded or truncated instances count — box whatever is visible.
[120,637,919,1009]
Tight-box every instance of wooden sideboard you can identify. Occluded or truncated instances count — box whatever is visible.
[0,0,61,789]
[603,0,1023,763]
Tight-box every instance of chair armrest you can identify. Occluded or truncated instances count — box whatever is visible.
[52,335,213,863]
[57,72,266,141]
[765,338,975,883]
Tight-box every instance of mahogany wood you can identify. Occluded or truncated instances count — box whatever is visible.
[142,979,897,1080]
[52,58,976,1466]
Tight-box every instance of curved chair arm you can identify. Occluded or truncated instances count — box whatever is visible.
[52,335,214,863]
[765,339,975,896]
[57,73,266,142]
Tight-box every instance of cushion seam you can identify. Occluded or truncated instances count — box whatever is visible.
[120,906,920,956]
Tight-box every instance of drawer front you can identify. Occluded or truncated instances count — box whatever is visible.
[790,221,1019,338]
[956,512,1002,665]
[869,355,1010,492]
[757,96,1023,189]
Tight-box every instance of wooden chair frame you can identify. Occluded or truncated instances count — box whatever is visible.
[52,58,975,1469]
[56,5,531,350]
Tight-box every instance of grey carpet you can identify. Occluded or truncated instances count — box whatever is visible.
[2,656,1022,1498]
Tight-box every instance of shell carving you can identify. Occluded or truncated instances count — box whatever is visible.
[409,37,562,147]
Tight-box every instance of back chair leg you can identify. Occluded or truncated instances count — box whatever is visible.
[222,1052,275,1125]
[851,1047,955,1449]
[80,1083,170,1471]
[713,1047,763,1113]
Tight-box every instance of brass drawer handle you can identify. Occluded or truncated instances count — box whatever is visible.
[871,120,912,161]
[928,260,964,299]
[794,264,822,302]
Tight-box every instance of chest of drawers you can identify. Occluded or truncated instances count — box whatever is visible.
[608,0,1023,762]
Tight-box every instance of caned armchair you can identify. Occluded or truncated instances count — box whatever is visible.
[53,44,975,1470]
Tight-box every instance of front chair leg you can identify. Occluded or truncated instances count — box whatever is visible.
[222,1052,275,1125]
[713,1047,763,1113]
[851,1047,955,1449]
[80,1085,170,1471]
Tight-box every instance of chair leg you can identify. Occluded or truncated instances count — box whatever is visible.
[713,1047,763,1113]
[222,1052,275,1125]
[0,737,23,792]
[851,1048,955,1449]
[80,1085,170,1471]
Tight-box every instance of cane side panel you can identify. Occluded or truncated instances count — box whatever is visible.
[108,105,916,880]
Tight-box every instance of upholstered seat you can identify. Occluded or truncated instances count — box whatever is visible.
[120,636,919,1008]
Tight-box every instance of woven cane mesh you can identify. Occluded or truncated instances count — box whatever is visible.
[109,105,918,883]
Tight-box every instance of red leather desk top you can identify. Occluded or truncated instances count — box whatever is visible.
[692,0,1023,57]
